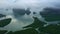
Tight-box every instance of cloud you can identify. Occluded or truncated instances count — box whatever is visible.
[0,0,60,11]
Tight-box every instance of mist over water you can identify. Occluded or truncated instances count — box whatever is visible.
[0,0,60,32]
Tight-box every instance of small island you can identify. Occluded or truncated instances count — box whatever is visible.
[40,7,60,22]
[0,18,12,27]
[13,8,31,16]
[0,14,6,18]
[25,8,31,15]
[0,30,7,34]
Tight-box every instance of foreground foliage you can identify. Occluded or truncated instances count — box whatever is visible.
[0,17,60,34]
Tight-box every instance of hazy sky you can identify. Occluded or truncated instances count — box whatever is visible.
[0,0,60,14]
[0,0,60,9]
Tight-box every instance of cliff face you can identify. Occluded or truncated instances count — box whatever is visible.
[13,8,31,16]
[0,14,6,18]
[40,7,60,21]
[25,8,31,15]
[13,9,26,16]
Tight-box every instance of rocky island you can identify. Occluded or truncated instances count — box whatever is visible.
[40,7,60,21]
[0,14,6,18]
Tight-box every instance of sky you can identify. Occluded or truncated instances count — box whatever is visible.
[0,0,60,12]
[0,0,60,14]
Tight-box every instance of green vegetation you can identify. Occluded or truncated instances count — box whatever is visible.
[0,30,7,34]
[7,17,47,34]
[41,14,60,21]
[23,17,46,28]
[0,18,12,27]
[11,28,38,34]
[0,17,60,34]
[40,7,60,22]
[39,24,60,34]
[7,31,13,34]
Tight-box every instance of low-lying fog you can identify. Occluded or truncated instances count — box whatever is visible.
[0,0,60,32]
